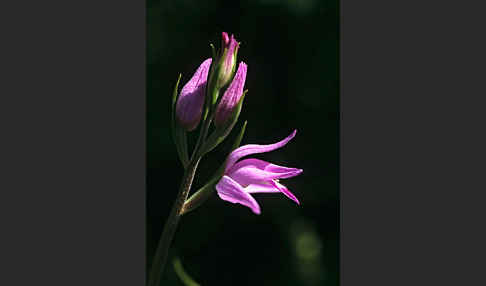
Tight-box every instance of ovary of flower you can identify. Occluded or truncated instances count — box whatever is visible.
[215,130,303,214]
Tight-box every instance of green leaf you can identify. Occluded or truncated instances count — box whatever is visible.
[171,74,189,168]
[171,74,182,138]
[231,119,247,151]
[173,257,200,286]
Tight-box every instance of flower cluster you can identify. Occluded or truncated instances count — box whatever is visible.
[172,32,303,214]
[175,32,243,132]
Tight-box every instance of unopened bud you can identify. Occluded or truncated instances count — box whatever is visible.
[216,32,239,89]
[214,62,247,127]
[175,58,212,131]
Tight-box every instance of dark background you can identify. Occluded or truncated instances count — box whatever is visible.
[4,1,486,286]
[147,0,338,285]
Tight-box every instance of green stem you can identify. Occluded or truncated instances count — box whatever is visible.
[148,158,200,286]
[190,112,213,162]
[180,175,219,215]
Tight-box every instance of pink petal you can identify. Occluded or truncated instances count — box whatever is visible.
[244,182,280,194]
[225,130,297,172]
[270,180,300,205]
[227,158,303,187]
[216,175,261,214]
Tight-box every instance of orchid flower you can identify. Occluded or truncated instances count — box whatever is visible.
[216,130,302,214]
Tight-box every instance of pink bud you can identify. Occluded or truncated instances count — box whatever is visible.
[217,32,239,88]
[175,58,212,131]
[221,32,230,46]
[214,62,247,127]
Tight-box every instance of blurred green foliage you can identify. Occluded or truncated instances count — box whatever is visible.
[147,0,339,285]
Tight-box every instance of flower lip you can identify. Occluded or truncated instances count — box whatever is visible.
[270,180,300,205]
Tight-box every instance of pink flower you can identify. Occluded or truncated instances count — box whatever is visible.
[214,62,247,127]
[216,130,302,214]
[175,58,212,131]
